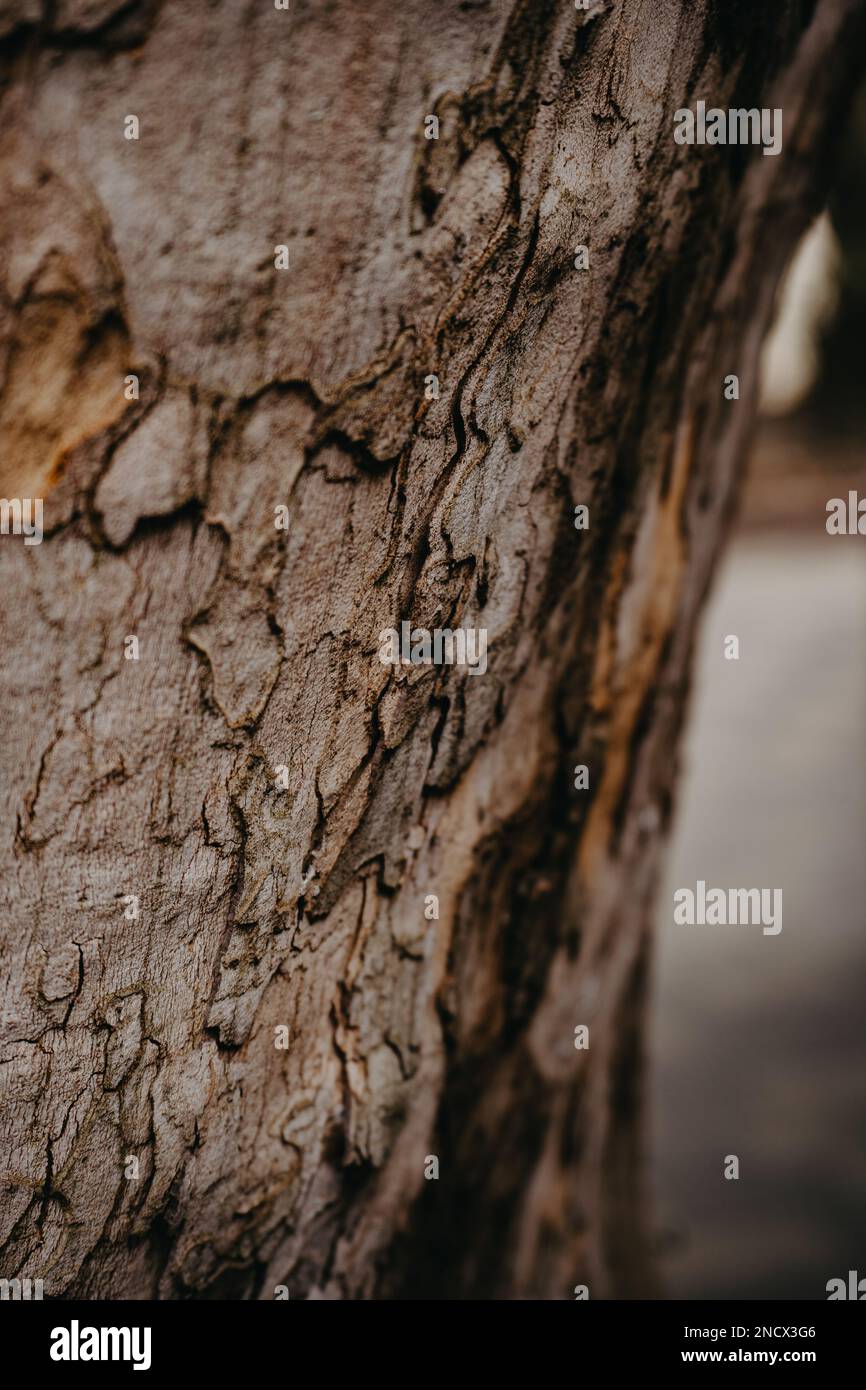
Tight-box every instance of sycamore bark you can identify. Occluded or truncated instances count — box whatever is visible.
[0,0,863,1299]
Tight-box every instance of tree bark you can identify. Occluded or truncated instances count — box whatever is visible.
[0,0,863,1301]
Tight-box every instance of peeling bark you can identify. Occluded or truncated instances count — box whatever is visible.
[0,0,863,1300]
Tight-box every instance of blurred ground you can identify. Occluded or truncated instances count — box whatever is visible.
[650,477,866,1299]
[649,104,866,1294]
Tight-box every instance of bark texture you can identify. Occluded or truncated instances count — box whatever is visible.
[0,0,863,1300]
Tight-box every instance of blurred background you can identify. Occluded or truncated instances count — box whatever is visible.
[649,82,866,1299]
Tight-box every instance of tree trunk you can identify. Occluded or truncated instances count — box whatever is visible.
[1,0,863,1301]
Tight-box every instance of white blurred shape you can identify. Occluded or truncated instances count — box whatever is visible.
[760,210,841,417]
